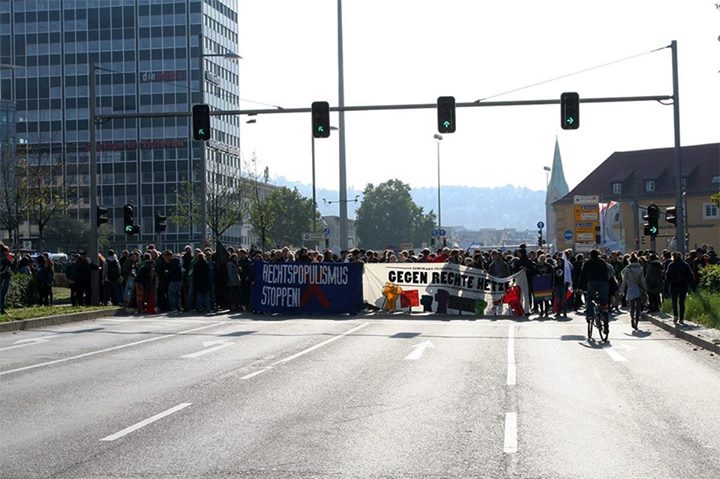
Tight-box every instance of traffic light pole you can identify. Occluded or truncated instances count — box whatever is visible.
[89,63,100,306]
[198,34,208,247]
[671,40,684,255]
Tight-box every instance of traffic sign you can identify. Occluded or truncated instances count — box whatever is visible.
[564,230,574,240]
[302,232,324,241]
[537,221,545,229]
[438,229,447,236]
[323,227,331,236]
[431,229,439,237]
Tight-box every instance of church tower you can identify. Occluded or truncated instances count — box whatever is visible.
[546,138,570,251]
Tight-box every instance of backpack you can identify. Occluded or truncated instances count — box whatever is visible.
[107,260,121,281]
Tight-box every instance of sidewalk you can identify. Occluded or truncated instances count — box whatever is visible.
[0,307,123,333]
[645,312,720,355]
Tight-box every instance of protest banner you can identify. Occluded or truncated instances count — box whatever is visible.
[363,263,530,316]
[251,262,363,314]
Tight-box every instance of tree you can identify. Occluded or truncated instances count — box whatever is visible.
[0,140,23,246]
[245,156,275,250]
[18,147,71,251]
[264,187,318,247]
[170,162,245,244]
[712,192,720,208]
[355,179,436,250]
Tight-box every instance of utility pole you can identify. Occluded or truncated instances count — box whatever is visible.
[89,63,100,305]
[671,40,684,254]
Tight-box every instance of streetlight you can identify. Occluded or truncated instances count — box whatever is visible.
[543,166,551,188]
[197,34,242,246]
[312,126,338,232]
[433,133,443,230]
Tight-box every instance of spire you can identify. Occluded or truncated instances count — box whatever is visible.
[546,137,569,204]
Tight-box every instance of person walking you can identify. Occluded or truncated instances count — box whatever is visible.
[645,253,664,313]
[621,254,646,329]
[665,252,694,325]
[0,244,14,314]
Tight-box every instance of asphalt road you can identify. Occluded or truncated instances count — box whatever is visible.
[1,311,719,478]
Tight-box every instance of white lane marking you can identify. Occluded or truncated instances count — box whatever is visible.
[0,322,227,377]
[507,325,516,386]
[0,335,60,352]
[504,412,518,453]
[241,367,273,380]
[404,340,435,360]
[181,340,233,359]
[238,323,369,379]
[100,403,191,441]
[602,345,628,362]
[270,322,370,366]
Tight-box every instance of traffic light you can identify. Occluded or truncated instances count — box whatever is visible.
[537,228,543,247]
[155,214,167,233]
[311,101,330,138]
[192,104,211,141]
[437,96,456,133]
[643,203,659,236]
[123,204,135,236]
[665,206,677,225]
[560,92,579,130]
[96,206,109,227]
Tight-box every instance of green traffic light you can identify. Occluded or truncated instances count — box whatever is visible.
[650,226,658,235]
[125,225,134,233]
[566,117,575,125]
[443,121,451,129]
[317,126,325,133]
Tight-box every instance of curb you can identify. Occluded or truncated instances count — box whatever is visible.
[646,314,720,355]
[0,308,124,333]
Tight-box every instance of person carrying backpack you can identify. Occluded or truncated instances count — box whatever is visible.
[103,250,122,306]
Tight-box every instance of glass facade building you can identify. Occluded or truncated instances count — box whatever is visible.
[0,0,242,251]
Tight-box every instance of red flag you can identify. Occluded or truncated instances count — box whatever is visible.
[400,290,420,307]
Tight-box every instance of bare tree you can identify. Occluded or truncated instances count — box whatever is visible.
[171,161,245,244]
[0,139,23,247]
[18,144,71,251]
[244,155,276,250]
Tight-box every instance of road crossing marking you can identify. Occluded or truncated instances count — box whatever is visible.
[0,335,60,352]
[507,325,516,386]
[504,412,518,453]
[100,403,191,441]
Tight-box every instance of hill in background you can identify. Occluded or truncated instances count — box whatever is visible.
[275,178,547,230]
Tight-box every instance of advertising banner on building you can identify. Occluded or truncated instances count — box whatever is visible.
[363,263,530,317]
[251,262,364,314]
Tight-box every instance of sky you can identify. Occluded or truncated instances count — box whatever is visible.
[237,0,719,197]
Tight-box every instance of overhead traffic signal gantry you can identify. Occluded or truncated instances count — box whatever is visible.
[311,101,331,138]
[192,104,211,141]
[643,203,659,236]
[560,92,579,130]
[437,96,456,133]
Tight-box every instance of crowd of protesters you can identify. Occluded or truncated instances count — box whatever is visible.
[0,239,717,323]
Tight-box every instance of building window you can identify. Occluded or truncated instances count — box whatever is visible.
[612,182,622,195]
[703,203,719,220]
[645,180,655,193]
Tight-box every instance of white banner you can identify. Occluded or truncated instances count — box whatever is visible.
[363,263,530,317]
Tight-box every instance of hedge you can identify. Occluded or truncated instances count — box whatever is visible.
[5,273,41,308]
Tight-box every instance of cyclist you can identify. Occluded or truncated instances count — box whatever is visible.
[579,249,611,321]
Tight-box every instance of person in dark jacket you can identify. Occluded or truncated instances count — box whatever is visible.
[36,256,54,306]
[665,252,694,325]
[0,244,14,314]
[193,252,210,313]
[579,249,611,319]
[75,254,92,306]
[135,253,155,314]
[644,253,664,313]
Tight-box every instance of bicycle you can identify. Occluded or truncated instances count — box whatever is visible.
[585,297,610,342]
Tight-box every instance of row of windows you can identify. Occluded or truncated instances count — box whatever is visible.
[612,179,688,195]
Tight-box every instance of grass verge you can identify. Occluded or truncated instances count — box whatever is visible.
[0,305,118,323]
[661,290,720,329]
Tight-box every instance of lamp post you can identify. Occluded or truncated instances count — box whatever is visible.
[433,134,443,230]
[197,34,242,246]
[543,166,551,189]
[311,126,338,232]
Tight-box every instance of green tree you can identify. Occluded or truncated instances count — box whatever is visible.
[711,192,720,208]
[265,187,318,247]
[355,179,436,250]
